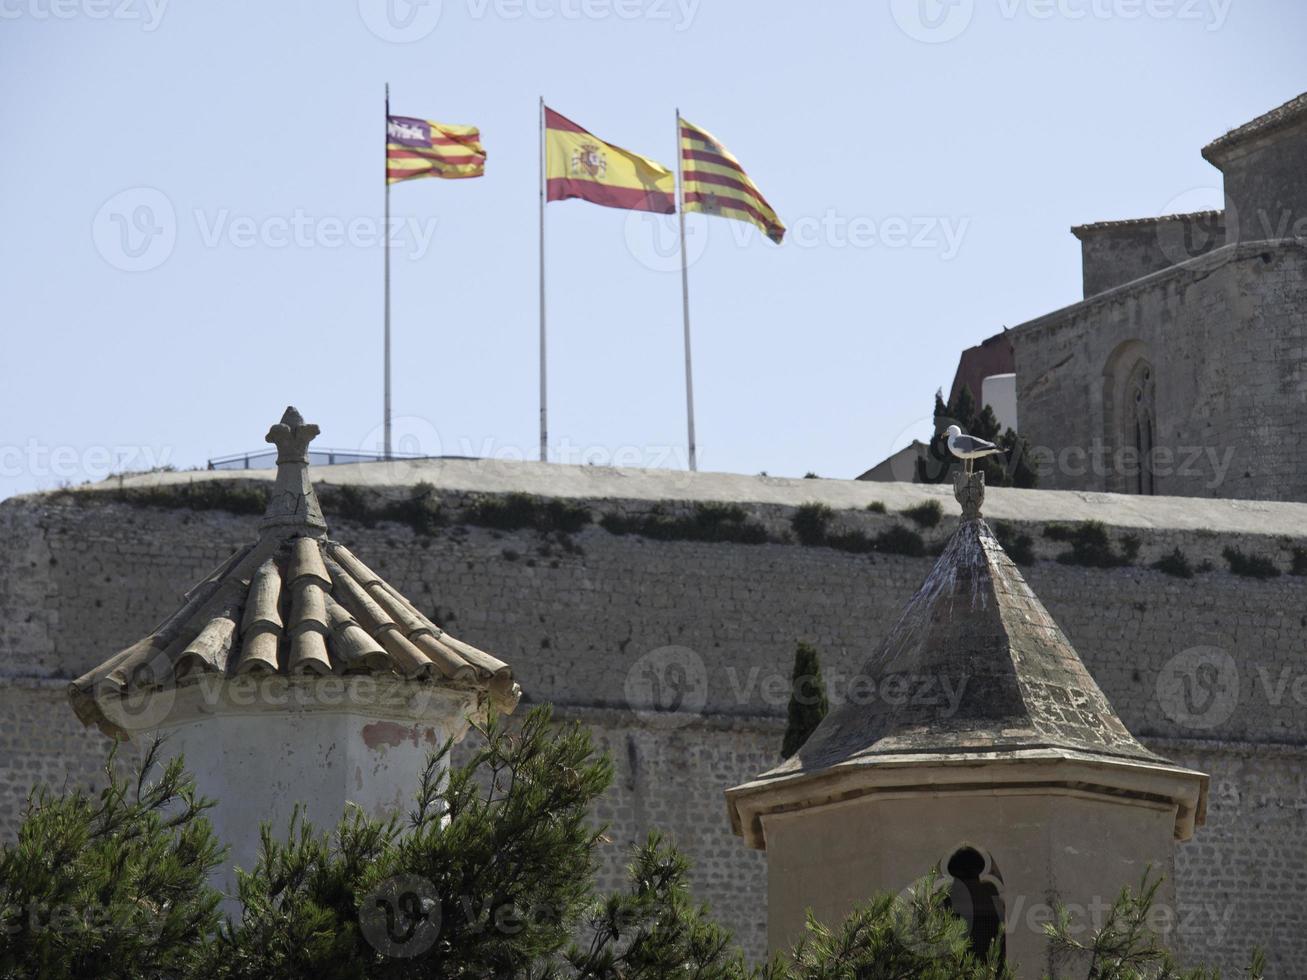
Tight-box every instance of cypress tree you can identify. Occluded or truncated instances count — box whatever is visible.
[781,641,829,759]
[916,386,1039,489]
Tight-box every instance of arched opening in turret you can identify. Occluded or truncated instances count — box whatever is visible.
[943,845,1006,965]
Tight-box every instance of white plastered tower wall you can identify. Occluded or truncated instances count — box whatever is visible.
[107,679,479,899]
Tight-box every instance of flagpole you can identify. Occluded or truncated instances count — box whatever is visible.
[383,82,393,460]
[538,95,548,463]
[675,108,698,472]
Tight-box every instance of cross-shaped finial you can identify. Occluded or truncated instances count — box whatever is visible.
[260,406,327,535]
[265,406,320,465]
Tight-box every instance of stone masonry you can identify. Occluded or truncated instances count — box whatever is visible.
[1,460,1305,974]
[1008,92,1307,502]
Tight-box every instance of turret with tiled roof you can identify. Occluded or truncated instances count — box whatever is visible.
[70,407,518,738]
[727,470,1208,977]
[67,407,520,902]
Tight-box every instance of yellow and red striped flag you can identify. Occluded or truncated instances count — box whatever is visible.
[387,115,486,183]
[545,107,675,214]
[679,118,784,244]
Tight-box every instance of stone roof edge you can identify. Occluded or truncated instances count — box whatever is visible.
[1201,91,1307,163]
[1070,210,1223,239]
[8,675,1307,764]
[1009,238,1307,339]
[725,749,1209,850]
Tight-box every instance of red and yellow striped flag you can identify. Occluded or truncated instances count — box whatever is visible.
[387,115,486,183]
[545,107,675,214]
[679,118,784,244]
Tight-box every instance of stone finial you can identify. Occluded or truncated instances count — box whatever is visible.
[265,406,320,465]
[260,406,327,535]
[954,470,985,521]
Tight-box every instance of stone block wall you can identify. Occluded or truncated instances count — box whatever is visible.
[1012,240,1307,501]
[1073,213,1226,299]
[1,467,1305,973]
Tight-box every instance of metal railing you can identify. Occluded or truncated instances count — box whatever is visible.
[207,448,431,470]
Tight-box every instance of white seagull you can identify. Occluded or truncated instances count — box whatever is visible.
[945,424,1003,474]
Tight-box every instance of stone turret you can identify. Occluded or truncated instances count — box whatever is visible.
[726,471,1207,977]
[1203,91,1307,245]
[69,407,520,897]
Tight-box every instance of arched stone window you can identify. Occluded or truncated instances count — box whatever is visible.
[1102,340,1157,494]
[942,845,1006,964]
[1125,359,1156,494]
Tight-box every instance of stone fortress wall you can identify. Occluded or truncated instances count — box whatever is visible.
[1,459,1305,973]
[1007,92,1307,502]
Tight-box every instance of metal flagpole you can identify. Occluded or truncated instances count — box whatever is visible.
[538,96,548,463]
[383,83,393,460]
[676,108,698,471]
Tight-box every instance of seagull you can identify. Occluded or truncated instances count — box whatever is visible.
[945,424,1003,474]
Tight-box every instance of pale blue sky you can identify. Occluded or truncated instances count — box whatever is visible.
[1,0,1302,498]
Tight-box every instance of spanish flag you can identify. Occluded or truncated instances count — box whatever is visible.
[387,115,486,183]
[545,107,675,214]
[680,117,785,244]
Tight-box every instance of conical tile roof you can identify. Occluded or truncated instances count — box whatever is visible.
[764,473,1162,782]
[69,407,519,739]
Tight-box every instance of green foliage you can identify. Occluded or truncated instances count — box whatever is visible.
[0,727,1270,980]
[1289,546,1307,576]
[602,503,770,545]
[468,493,592,535]
[790,503,833,546]
[790,504,925,557]
[783,874,1008,980]
[901,500,944,529]
[557,833,752,979]
[1044,522,1135,568]
[915,387,1038,489]
[378,482,445,535]
[1152,548,1194,579]
[992,522,1035,566]
[206,706,616,979]
[781,642,829,759]
[872,525,927,558]
[323,482,445,536]
[1222,547,1280,579]
[1120,534,1141,563]
[866,501,887,514]
[79,480,268,516]
[1044,870,1265,980]
[325,488,598,540]
[0,741,224,980]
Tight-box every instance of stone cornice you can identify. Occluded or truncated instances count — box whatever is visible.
[1010,239,1307,343]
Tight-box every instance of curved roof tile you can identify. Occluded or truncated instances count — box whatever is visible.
[69,407,520,738]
